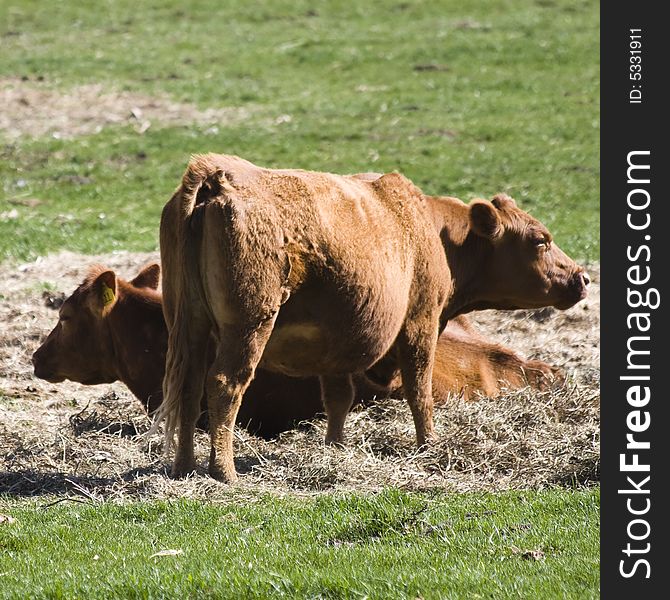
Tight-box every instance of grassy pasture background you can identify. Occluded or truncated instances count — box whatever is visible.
[1,0,599,262]
[1,0,599,597]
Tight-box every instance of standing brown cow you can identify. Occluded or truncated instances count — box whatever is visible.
[155,154,588,482]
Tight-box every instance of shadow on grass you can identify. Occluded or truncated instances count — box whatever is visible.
[0,466,163,499]
[1,469,120,498]
[0,452,269,499]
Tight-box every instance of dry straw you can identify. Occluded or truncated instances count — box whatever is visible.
[1,253,599,501]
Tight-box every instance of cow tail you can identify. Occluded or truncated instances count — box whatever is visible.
[148,154,228,453]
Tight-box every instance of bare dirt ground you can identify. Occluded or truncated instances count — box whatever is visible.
[0,252,599,500]
[0,78,251,141]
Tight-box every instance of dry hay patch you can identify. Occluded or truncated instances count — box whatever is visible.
[1,78,251,141]
[1,253,599,500]
[249,386,599,493]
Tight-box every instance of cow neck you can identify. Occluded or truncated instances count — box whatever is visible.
[106,286,166,408]
[428,195,492,321]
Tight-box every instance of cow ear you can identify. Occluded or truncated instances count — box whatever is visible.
[491,193,516,210]
[131,263,160,290]
[469,200,503,240]
[92,270,118,316]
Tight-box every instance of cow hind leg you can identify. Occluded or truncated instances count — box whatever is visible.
[397,317,440,447]
[320,374,355,445]
[206,319,277,482]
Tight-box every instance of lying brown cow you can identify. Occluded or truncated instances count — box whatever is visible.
[157,154,588,481]
[31,264,561,437]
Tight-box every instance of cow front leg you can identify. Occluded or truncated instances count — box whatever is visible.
[397,317,440,447]
[320,374,355,445]
[206,320,276,483]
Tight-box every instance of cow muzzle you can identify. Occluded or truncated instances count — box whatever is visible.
[573,269,590,296]
[555,268,589,309]
[31,350,64,383]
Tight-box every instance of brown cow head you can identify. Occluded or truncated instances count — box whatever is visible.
[31,263,161,385]
[436,193,589,316]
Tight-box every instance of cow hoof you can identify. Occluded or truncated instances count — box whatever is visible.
[324,435,345,447]
[416,433,437,449]
[208,447,238,483]
[170,461,197,479]
[208,464,238,483]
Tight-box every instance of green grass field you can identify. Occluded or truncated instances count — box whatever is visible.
[0,489,599,599]
[1,0,599,262]
[1,0,599,597]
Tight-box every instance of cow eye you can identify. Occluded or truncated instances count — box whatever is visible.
[533,237,550,250]
[60,315,70,323]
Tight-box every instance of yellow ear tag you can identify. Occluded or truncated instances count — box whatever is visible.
[101,282,115,306]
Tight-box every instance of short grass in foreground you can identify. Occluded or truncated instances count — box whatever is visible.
[0,488,599,599]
